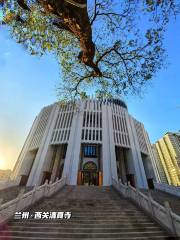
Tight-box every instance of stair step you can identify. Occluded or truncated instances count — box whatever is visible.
[0,186,171,239]
[9,222,158,228]
[1,230,167,238]
[10,219,154,224]
[0,237,172,240]
[7,226,161,233]
[26,210,141,213]
[67,216,149,220]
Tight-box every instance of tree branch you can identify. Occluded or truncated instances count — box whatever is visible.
[90,0,98,25]
[17,0,31,11]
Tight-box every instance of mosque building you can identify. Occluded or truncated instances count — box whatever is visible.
[11,98,157,189]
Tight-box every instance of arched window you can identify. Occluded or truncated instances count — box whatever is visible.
[83,161,97,171]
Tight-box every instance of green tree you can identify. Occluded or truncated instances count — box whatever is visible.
[0,0,179,99]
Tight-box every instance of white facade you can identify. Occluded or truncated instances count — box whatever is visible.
[11,98,156,189]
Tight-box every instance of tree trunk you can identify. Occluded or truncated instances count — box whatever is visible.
[1,0,102,75]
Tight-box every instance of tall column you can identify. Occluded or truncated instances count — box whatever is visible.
[125,113,148,189]
[42,145,55,173]
[63,101,84,185]
[102,104,118,186]
[18,150,37,176]
[108,105,118,184]
[50,145,63,182]
[27,104,59,186]
[118,149,127,183]
[102,104,111,186]
[11,114,42,182]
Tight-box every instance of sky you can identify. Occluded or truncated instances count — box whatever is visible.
[0,14,180,170]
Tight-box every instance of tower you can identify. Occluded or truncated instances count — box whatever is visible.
[153,132,180,186]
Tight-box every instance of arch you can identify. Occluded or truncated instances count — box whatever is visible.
[83,161,97,171]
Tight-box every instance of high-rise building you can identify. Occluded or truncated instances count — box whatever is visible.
[152,145,168,184]
[153,132,180,186]
[11,98,157,189]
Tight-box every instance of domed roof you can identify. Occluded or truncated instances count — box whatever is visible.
[106,98,127,109]
[58,97,127,109]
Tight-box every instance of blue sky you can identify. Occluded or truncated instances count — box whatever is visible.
[0,15,180,170]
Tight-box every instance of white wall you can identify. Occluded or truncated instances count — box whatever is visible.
[13,99,153,188]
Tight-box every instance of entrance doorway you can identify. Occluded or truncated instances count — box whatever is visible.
[78,161,99,186]
[82,171,99,186]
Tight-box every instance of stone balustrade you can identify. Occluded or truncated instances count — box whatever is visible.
[0,177,66,224]
[112,179,180,237]
[154,182,180,197]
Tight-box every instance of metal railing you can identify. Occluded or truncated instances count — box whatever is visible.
[112,179,180,237]
[0,177,66,224]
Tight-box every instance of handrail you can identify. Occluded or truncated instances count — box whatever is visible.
[0,177,66,224]
[112,178,180,237]
[154,182,180,197]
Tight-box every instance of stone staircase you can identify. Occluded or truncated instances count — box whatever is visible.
[0,186,173,239]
